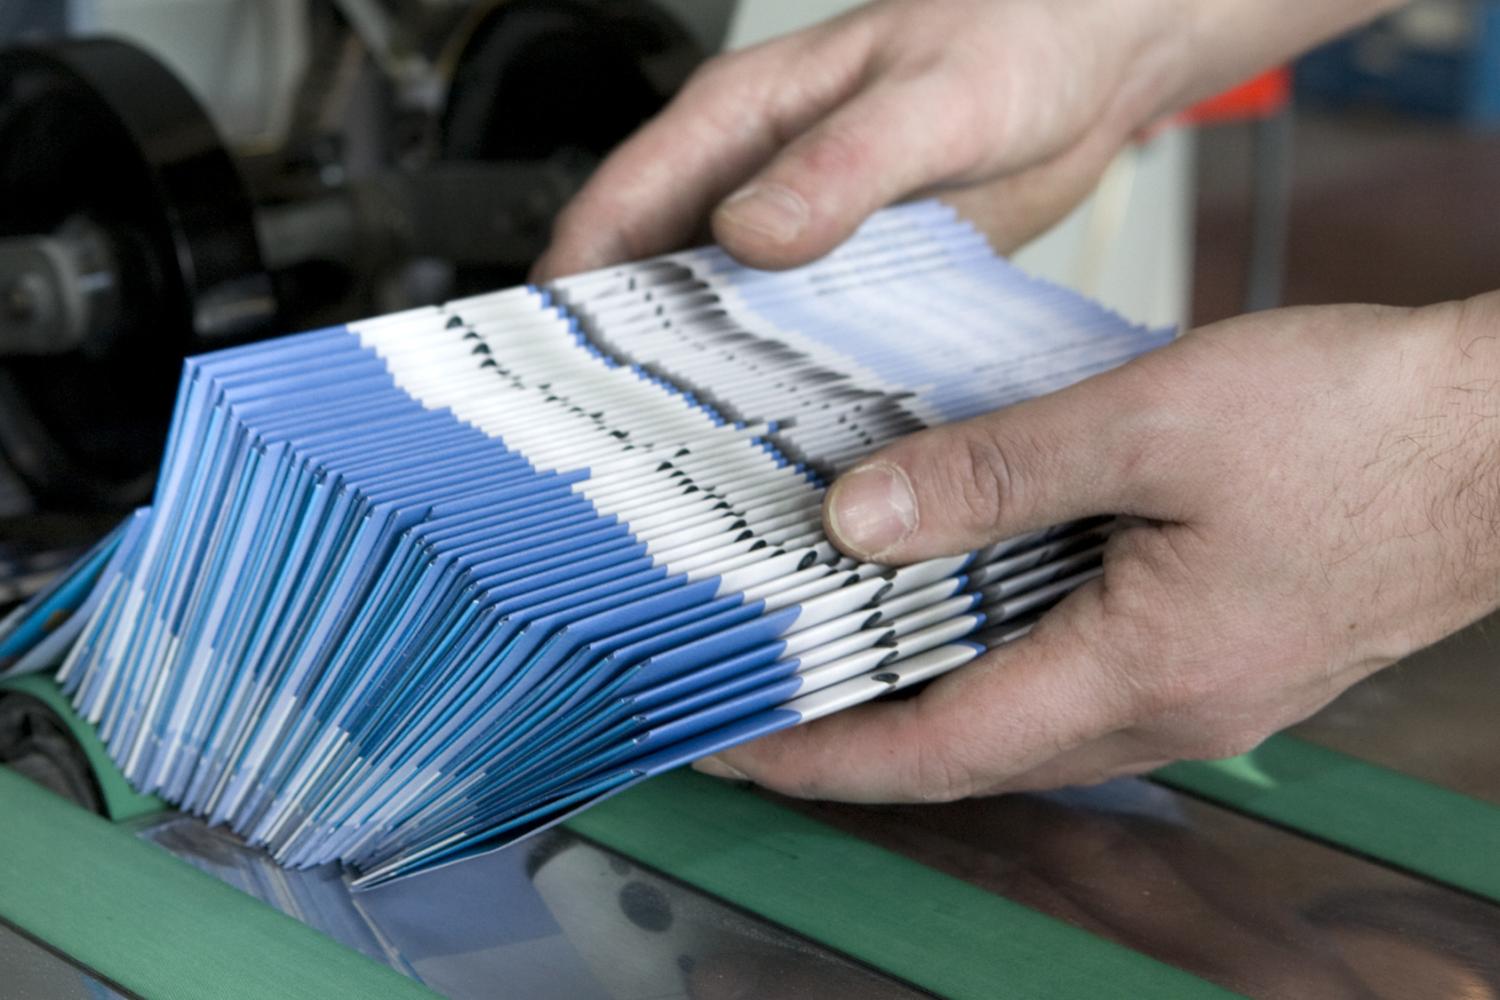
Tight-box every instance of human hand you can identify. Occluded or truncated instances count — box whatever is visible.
[694,293,1500,799]
[533,0,1400,279]
[533,0,1186,278]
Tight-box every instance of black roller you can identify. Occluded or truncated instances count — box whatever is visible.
[0,39,274,508]
[441,0,702,163]
[0,689,102,815]
[438,0,703,293]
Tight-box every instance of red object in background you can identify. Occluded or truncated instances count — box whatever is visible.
[1184,68,1292,124]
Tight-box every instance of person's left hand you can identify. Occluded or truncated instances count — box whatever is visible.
[695,292,1500,799]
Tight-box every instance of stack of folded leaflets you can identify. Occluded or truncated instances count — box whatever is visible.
[0,200,1172,885]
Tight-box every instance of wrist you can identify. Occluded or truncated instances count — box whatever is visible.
[1157,0,1402,117]
[1064,0,1191,138]
[1425,290,1500,623]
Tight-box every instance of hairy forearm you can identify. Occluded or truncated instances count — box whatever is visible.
[1340,289,1500,651]
[1438,289,1500,614]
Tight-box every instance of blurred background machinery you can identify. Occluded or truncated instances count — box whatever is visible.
[0,0,718,523]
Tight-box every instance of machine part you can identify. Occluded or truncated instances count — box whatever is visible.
[0,238,85,356]
[0,527,94,608]
[381,157,595,267]
[437,0,702,294]
[0,689,101,815]
[0,674,161,822]
[0,39,274,508]
[0,218,121,358]
[80,0,315,154]
[254,156,594,275]
[238,0,706,313]
[567,771,1227,999]
[331,0,434,92]
[0,921,131,1000]
[441,0,701,162]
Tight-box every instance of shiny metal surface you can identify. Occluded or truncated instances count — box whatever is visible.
[0,918,129,999]
[136,815,921,1000]
[1293,610,1500,804]
[787,778,1500,999]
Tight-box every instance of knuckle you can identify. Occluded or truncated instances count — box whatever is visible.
[939,121,987,178]
[913,69,990,177]
[908,737,976,803]
[1102,626,1218,721]
[903,702,979,802]
[735,731,820,798]
[767,769,824,800]
[1087,578,1216,721]
[796,118,876,182]
[1133,666,1221,720]
[923,426,1029,537]
[1179,723,1267,762]
[683,51,747,96]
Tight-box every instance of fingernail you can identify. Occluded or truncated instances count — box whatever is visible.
[692,755,750,782]
[827,462,917,560]
[716,183,808,245]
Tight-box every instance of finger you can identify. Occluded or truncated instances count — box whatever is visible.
[708,70,996,268]
[692,582,1134,802]
[983,731,1170,794]
[821,352,1195,563]
[942,104,1139,254]
[532,27,873,279]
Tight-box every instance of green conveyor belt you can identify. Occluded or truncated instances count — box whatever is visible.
[0,766,440,1000]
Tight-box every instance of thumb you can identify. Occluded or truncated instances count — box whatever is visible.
[822,363,1185,562]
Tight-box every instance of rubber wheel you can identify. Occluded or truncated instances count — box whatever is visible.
[0,39,274,508]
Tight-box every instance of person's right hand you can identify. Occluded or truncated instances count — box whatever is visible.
[532,0,1186,279]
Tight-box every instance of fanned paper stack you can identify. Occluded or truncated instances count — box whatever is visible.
[0,201,1172,884]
